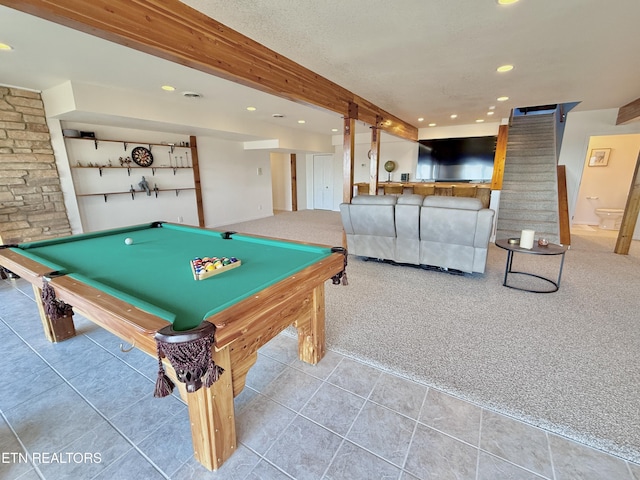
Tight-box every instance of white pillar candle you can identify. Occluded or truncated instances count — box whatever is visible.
[520,229,535,249]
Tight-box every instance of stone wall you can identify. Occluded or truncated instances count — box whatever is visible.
[0,87,71,244]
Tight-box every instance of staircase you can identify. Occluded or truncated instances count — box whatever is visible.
[495,114,560,243]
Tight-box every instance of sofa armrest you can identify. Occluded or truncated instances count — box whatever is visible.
[474,209,495,247]
[339,204,354,235]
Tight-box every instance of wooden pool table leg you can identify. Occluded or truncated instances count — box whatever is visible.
[295,284,326,364]
[184,344,236,471]
[31,284,76,343]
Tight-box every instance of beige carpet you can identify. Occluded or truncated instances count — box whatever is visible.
[220,210,640,464]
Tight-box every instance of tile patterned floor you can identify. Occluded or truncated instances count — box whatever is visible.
[1,277,639,480]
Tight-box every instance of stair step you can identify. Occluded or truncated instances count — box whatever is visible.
[495,228,560,244]
[505,149,556,158]
[506,154,557,162]
[511,114,555,124]
[501,191,557,203]
[504,163,558,177]
[502,185,557,194]
[508,130,555,138]
[497,209,558,222]
[497,218,558,232]
[499,197,558,207]
[508,129,555,138]
[503,172,557,183]
[500,197,558,210]
[510,122,555,128]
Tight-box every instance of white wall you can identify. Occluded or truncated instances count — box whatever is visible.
[573,134,640,225]
[331,132,419,189]
[270,153,291,211]
[196,137,274,227]
[55,122,198,232]
[558,109,640,239]
[331,123,501,191]
[418,122,502,141]
[52,121,287,231]
[558,109,640,219]
[42,81,337,231]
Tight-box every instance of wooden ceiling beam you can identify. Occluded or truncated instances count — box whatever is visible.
[2,0,418,141]
[616,97,640,125]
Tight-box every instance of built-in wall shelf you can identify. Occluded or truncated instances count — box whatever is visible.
[63,131,204,228]
[63,136,189,153]
[71,166,192,176]
[77,188,196,202]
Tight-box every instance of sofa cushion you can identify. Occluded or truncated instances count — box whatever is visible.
[423,195,482,210]
[349,205,396,237]
[420,199,480,246]
[352,195,397,205]
[397,194,424,205]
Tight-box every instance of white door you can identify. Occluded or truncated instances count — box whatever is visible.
[313,155,334,210]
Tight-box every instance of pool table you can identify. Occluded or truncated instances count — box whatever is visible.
[0,222,346,470]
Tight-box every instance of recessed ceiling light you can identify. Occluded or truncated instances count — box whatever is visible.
[161,85,175,91]
[476,119,485,123]
[450,114,458,119]
[497,96,510,102]
[0,42,14,51]
[418,117,424,122]
[246,106,257,111]
[497,64,514,73]
[487,111,495,116]
[182,91,202,98]
[297,120,306,124]
[489,106,496,110]
[331,128,339,132]
[272,113,285,118]
[428,123,437,127]
[497,0,519,4]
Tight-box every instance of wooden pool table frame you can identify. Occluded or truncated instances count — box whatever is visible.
[0,232,345,471]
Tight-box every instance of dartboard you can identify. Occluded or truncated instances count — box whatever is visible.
[131,146,154,167]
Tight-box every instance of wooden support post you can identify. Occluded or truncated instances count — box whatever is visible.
[185,345,236,471]
[557,165,571,246]
[31,284,76,343]
[343,103,357,203]
[290,153,298,211]
[190,136,205,227]
[369,119,381,195]
[297,284,326,364]
[615,151,640,254]
[491,124,509,190]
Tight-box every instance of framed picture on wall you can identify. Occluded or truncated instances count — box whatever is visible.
[588,148,611,167]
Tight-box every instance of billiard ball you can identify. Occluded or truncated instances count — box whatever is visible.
[124,237,133,245]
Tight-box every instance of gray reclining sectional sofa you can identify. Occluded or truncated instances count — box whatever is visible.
[340,194,495,274]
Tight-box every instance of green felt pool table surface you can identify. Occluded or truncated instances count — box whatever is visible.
[12,222,334,331]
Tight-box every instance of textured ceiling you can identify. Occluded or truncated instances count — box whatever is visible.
[1,0,639,140]
[183,0,640,126]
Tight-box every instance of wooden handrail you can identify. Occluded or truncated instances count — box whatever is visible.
[614,150,640,254]
[557,165,571,246]
[490,124,508,190]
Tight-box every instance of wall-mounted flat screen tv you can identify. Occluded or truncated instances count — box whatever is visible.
[416,136,496,182]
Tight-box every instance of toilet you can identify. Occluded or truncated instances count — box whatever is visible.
[594,208,624,230]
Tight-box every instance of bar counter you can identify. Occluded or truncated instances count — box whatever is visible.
[355,181,491,208]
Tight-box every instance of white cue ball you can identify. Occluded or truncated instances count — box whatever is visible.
[124,237,133,245]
